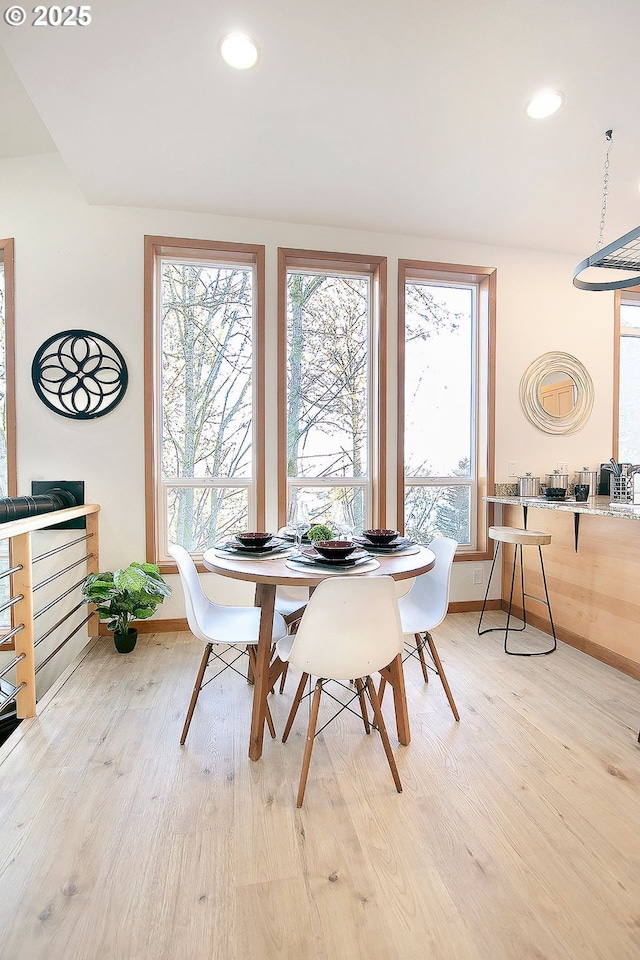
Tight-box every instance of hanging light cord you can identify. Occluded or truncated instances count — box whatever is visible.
[596,129,614,249]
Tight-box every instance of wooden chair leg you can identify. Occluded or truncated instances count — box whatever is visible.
[279,615,301,694]
[354,678,371,733]
[297,679,323,807]
[282,672,309,743]
[365,676,402,794]
[424,632,460,721]
[265,702,277,739]
[378,674,387,706]
[415,633,429,683]
[248,647,276,737]
[246,644,255,684]
[180,642,212,745]
[268,655,287,693]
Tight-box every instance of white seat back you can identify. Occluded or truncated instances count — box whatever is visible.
[168,542,215,644]
[275,585,309,619]
[405,537,457,630]
[286,576,404,681]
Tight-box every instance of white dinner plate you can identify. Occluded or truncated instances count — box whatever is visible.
[300,547,369,565]
[286,556,381,574]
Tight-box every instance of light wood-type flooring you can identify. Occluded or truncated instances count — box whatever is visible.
[0,613,638,960]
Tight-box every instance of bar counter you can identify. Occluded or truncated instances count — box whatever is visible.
[486,494,640,521]
[484,495,640,679]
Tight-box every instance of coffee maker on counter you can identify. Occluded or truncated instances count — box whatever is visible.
[598,463,612,495]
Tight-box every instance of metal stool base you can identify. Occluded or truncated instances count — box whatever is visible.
[478,540,557,657]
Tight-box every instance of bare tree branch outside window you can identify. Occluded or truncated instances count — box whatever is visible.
[286,271,369,529]
[161,261,253,550]
[404,281,473,544]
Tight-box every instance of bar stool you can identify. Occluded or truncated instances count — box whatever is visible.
[478,526,557,656]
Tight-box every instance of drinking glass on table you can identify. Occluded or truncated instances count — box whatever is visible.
[333,499,355,541]
[287,500,310,548]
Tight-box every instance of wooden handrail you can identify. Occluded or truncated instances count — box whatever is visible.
[0,503,100,720]
[0,503,100,541]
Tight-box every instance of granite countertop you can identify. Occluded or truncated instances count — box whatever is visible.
[485,494,640,521]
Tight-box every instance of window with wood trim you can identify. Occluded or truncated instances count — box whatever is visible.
[278,249,386,532]
[145,237,265,564]
[614,288,640,464]
[0,239,16,501]
[0,239,16,645]
[398,260,495,557]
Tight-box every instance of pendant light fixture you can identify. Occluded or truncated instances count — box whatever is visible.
[573,130,640,291]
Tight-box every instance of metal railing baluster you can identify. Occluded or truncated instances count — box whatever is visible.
[0,504,101,723]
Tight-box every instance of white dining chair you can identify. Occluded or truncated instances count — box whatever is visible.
[275,575,404,807]
[274,586,309,693]
[379,536,459,721]
[169,543,288,745]
[275,586,308,624]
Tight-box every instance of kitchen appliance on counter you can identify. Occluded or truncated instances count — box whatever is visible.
[518,473,540,497]
[544,487,568,500]
[545,471,569,491]
[599,463,611,495]
[574,467,598,497]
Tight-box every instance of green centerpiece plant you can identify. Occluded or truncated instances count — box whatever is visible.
[82,561,171,653]
[306,524,335,542]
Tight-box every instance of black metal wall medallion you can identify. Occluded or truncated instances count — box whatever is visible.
[31,329,129,419]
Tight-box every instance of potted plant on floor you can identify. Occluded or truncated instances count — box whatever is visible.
[82,562,171,653]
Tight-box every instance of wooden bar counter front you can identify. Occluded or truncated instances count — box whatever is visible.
[203,546,436,760]
[486,496,640,679]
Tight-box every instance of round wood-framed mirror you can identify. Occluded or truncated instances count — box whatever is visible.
[519,352,594,435]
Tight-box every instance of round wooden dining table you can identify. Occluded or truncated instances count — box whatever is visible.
[202,544,436,761]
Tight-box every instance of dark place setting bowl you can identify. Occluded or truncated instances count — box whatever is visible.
[235,532,273,548]
[544,487,567,501]
[362,528,399,545]
[313,540,357,560]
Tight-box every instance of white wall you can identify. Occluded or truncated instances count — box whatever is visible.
[0,151,616,638]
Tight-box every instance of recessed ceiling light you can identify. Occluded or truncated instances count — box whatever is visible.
[220,33,259,70]
[525,90,564,119]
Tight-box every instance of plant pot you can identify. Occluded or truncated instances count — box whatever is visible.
[113,628,138,654]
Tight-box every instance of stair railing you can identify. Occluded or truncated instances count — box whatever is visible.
[0,504,100,720]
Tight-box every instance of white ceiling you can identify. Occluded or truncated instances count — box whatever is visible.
[1,0,639,256]
[0,46,54,156]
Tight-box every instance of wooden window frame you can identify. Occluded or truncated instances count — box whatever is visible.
[1,239,17,651]
[397,259,496,561]
[0,240,16,499]
[613,286,640,461]
[144,236,266,573]
[277,248,387,528]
